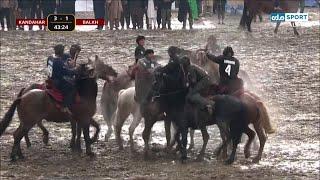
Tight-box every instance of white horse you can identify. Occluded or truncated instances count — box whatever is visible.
[113,87,143,151]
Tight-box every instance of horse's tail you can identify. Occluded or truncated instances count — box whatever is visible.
[0,98,21,137]
[257,101,276,134]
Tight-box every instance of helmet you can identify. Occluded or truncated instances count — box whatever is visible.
[223,46,234,57]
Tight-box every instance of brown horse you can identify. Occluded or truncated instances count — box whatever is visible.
[0,58,117,161]
[240,0,304,35]
[20,56,117,149]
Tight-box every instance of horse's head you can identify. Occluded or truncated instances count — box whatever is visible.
[93,55,118,80]
[77,59,96,79]
[205,35,220,54]
[126,64,138,80]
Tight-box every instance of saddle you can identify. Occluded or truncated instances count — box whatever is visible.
[37,80,80,108]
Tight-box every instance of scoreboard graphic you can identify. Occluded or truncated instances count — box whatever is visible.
[16,15,105,32]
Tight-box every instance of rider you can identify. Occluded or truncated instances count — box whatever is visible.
[206,46,243,95]
[135,35,146,64]
[137,49,160,72]
[47,44,78,115]
[180,56,215,115]
[64,44,81,68]
[135,49,160,104]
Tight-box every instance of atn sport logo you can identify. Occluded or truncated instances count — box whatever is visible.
[270,13,308,22]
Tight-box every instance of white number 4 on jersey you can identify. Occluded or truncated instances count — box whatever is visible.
[225,65,231,76]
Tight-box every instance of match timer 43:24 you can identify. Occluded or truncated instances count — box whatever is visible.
[47,14,75,31]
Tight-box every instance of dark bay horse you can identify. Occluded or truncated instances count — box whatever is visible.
[0,60,117,161]
[240,0,304,35]
[154,62,275,164]
[20,56,118,150]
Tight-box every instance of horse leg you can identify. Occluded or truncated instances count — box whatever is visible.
[225,135,241,165]
[102,106,113,142]
[291,22,299,36]
[180,126,188,162]
[247,14,254,32]
[188,129,195,151]
[11,124,31,161]
[244,126,256,158]
[70,120,76,150]
[216,123,229,159]
[196,127,209,161]
[252,123,267,163]
[274,21,281,34]
[129,110,142,152]
[75,122,82,152]
[215,135,231,160]
[142,117,156,159]
[83,125,94,157]
[24,134,31,148]
[89,119,100,145]
[37,121,49,145]
[114,109,128,150]
[164,119,171,149]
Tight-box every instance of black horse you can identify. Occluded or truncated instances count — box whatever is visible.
[153,61,254,164]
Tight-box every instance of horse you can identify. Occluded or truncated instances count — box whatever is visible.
[113,87,142,151]
[240,0,304,35]
[0,59,117,161]
[19,56,118,150]
[154,61,275,163]
[100,63,135,141]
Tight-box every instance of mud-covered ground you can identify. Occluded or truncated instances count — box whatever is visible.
[0,10,319,179]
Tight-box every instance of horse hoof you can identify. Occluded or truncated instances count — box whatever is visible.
[43,136,49,145]
[244,151,251,159]
[224,158,234,165]
[18,154,25,160]
[252,157,260,163]
[86,152,95,157]
[196,155,204,162]
[10,155,16,162]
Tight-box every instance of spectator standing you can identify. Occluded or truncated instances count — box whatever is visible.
[42,0,56,19]
[147,0,158,29]
[107,0,123,30]
[161,0,174,30]
[30,0,43,30]
[0,0,18,30]
[215,0,226,24]
[93,0,105,30]
[120,0,130,29]
[178,0,197,29]
[17,0,32,30]
[129,0,144,29]
[156,1,161,29]
[57,0,76,15]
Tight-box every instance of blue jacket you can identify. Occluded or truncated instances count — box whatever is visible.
[47,56,76,84]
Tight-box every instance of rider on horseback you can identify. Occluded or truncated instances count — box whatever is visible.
[47,44,78,114]
[135,49,160,104]
[180,56,215,115]
[206,46,243,95]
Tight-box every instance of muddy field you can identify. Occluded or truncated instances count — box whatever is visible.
[0,11,319,179]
